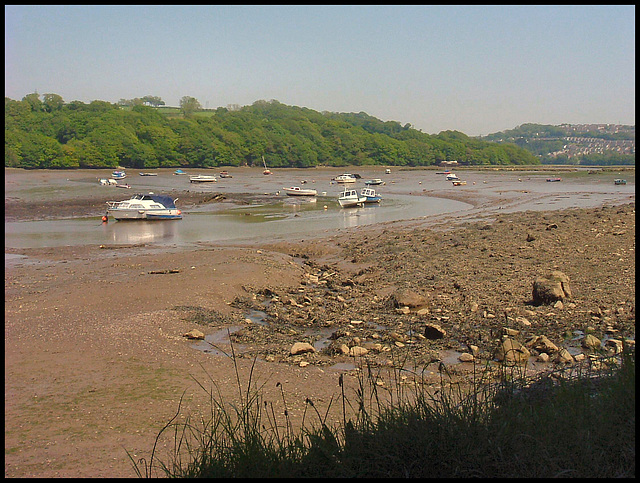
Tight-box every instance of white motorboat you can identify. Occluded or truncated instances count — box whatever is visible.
[111,170,126,179]
[360,187,382,203]
[445,173,460,181]
[338,188,366,208]
[282,186,318,196]
[189,175,217,183]
[364,178,385,186]
[106,193,182,220]
[333,173,357,184]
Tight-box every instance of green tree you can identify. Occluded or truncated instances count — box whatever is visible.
[42,93,64,112]
[180,96,201,118]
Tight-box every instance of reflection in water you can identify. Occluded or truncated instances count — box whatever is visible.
[105,219,180,244]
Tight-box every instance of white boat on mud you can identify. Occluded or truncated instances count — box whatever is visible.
[189,175,217,183]
[106,193,182,220]
[333,173,357,184]
[364,178,385,186]
[360,187,382,203]
[338,188,366,208]
[282,186,318,197]
[445,173,460,181]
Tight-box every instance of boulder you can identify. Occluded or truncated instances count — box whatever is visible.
[424,324,446,339]
[349,346,368,357]
[582,334,601,350]
[495,338,531,364]
[526,335,559,354]
[388,289,429,311]
[290,342,315,355]
[554,348,574,364]
[532,271,571,305]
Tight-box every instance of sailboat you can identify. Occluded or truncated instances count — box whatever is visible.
[262,155,272,175]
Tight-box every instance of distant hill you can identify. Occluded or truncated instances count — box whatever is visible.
[5,94,540,169]
[478,123,635,166]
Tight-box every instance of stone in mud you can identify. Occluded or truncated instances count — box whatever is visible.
[582,334,601,350]
[532,271,571,305]
[183,329,205,340]
[290,342,315,355]
[424,324,446,339]
[495,338,530,364]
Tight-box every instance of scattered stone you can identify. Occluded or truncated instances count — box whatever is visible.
[349,346,368,357]
[495,338,531,364]
[504,328,520,337]
[183,329,205,340]
[582,334,601,350]
[290,342,315,355]
[537,352,550,363]
[516,316,531,327]
[554,348,574,364]
[424,324,446,339]
[604,339,623,354]
[458,353,474,362]
[526,335,559,354]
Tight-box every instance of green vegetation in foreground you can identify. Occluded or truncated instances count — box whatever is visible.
[5,94,539,169]
[130,347,635,478]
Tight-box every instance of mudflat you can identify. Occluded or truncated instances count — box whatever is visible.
[4,169,635,477]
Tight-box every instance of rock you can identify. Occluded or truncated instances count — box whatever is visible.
[183,329,205,340]
[290,342,315,355]
[389,290,429,311]
[495,338,530,364]
[424,324,446,339]
[469,302,479,312]
[537,352,550,363]
[532,271,571,305]
[516,316,531,327]
[504,328,520,337]
[389,332,406,343]
[604,339,623,354]
[554,348,574,364]
[582,334,601,350]
[458,353,474,362]
[362,342,383,352]
[349,346,368,357]
[526,335,559,354]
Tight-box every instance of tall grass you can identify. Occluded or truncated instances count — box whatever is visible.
[130,344,635,478]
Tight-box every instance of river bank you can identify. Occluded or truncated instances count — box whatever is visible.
[4,168,636,477]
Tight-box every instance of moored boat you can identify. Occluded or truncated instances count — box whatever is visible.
[360,187,382,203]
[364,178,385,186]
[139,172,158,176]
[106,193,182,220]
[614,179,627,185]
[219,171,233,178]
[111,170,126,179]
[445,173,460,181]
[283,186,318,196]
[338,188,366,208]
[546,177,562,182]
[452,180,467,186]
[189,175,217,183]
[333,173,357,183]
[173,169,187,175]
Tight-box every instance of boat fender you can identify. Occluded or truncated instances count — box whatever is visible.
[102,215,108,223]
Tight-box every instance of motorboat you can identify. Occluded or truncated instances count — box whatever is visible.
[614,179,627,185]
[139,172,157,176]
[173,169,187,175]
[452,180,467,186]
[364,178,385,186]
[360,187,382,203]
[219,171,233,178]
[106,193,182,220]
[546,177,562,182]
[445,173,460,181]
[189,175,217,183]
[385,168,391,174]
[111,170,126,179]
[283,186,318,197]
[338,188,366,208]
[333,173,357,183]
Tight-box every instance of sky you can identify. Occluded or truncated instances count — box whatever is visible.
[4,5,635,136]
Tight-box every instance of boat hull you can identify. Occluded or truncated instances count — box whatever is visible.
[283,187,317,196]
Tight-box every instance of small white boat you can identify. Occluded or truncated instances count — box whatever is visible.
[219,171,233,178]
[173,169,187,175]
[614,178,627,185]
[360,187,382,203]
[445,173,460,181]
[364,178,385,186]
[189,175,217,183]
[106,193,182,220]
[338,188,366,208]
[452,180,467,186]
[139,172,158,176]
[112,170,126,179]
[262,155,272,175]
[333,173,357,183]
[115,183,131,189]
[283,186,318,197]
[385,168,391,174]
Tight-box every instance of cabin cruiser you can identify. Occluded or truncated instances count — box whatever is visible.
[106,193,182,220]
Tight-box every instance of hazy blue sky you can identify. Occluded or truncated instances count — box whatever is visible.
[5,5,635,136]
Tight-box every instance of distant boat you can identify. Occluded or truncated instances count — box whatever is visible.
[173,169,186,175]
[546,177,562,182]
[106,193,182,220]
[115,183,131,189]
[338,188,366,208]
[219,171,233,178]
[452,180,467,186]
[385,168,391,175]
[360,187,382,203]
[333,173,357,184]
[445,173,460,181]
[139,172,157,176]
[614,179,627,185]
[189,175,217,183]
[364,178,385,186]
[111,170,126,179]
[262,156,272,175]
[282,186,318,197]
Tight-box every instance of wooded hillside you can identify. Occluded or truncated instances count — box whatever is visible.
[5,94,539,169]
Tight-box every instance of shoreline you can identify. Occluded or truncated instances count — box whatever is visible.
[4,171,636,477]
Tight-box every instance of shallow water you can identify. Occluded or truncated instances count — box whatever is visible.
[4,167,634,250]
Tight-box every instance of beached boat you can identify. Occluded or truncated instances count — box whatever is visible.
[283,186,318,197]
[139,172,157,176]
[111,170,126,179]
[338,188,366,208]
[262,156,272,175]
[614,179,627,185]
[452,180,467,186]
[360,187,382,203]
[546,177,562,182]
[189,175,217,183]
[115,183,131,189]
[364,178,385,186]
[385,168,391,174]
[106,193,182,220]
[173,169,187,175]
[219,171,233,178]
[333,173,357,184]
[445,173,460,181]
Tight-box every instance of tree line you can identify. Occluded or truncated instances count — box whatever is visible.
[5,94,540,169]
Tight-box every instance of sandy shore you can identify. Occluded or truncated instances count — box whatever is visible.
[4,172,636,477]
